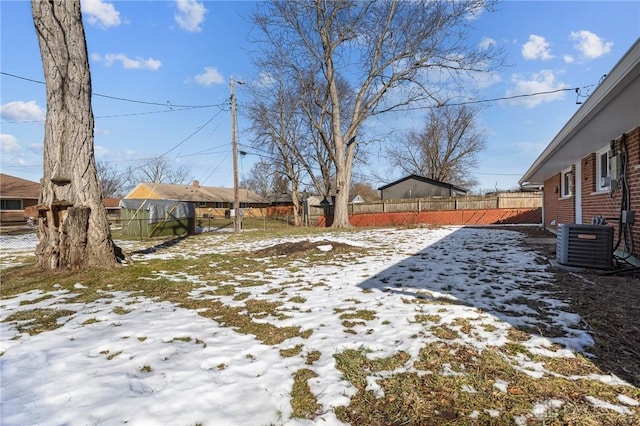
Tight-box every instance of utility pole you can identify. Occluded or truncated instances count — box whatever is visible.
[230,77,241,233]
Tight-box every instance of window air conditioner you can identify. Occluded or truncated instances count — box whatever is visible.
[556,223,613,269]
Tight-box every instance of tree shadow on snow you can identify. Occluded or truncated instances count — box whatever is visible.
[357,226,639,387]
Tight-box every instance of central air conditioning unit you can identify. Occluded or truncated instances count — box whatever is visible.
[556,223,613,269]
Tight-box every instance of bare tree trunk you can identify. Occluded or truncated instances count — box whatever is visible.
[252,0,502,228]
[32,0,120,269]
[331,135,356,228]
[290,180,302,227]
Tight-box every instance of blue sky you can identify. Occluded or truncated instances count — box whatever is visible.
[1,0,639,193]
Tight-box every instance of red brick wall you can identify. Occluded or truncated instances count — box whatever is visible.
[579,127,640,257]
[543,171,575,230]
[544,127,639,258]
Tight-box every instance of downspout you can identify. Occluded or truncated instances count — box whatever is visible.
[575,161,582,224]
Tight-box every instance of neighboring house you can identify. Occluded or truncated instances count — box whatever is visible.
[378,174,467,200]
[0,173,40,225]
[349,194,365,204]
[103,198,122,220]
[124,180,270,217]
[520,39,640,259]
[268,192,295,206]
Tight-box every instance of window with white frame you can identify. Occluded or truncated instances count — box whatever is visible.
[561,168,573,197]
[199,201,206,207]
[596,147,610,191]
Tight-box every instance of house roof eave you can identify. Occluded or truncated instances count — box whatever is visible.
[520,39,640,186]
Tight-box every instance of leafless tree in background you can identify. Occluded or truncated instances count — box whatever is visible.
[251,0,502,227]
[32,0,120,269]
[387,104,486,190]
[134,157,192,185]
[242,160,276,198]
[96,161,128,198]
[245,60,307,226]
[350,181,381,202]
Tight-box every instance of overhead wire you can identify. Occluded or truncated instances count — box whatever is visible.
[0,71,228,109]
[2,71,233,185]
[1,70,603,189]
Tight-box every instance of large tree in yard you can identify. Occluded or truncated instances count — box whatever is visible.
[387,104,487,190]
[32,0,120,269]
[252,0,501,227]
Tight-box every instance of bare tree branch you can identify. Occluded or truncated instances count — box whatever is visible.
[251,0,502,226]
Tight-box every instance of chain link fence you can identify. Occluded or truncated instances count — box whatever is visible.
[0,213,319,254]
[0,226,38,251]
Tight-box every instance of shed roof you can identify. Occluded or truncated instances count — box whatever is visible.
[0,173,40,199]
[103,198,122,208]
[378,174,467,193]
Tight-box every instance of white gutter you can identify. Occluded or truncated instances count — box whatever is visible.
[520,38,640,186]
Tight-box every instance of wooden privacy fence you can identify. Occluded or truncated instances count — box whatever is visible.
[192,193,542,221]
[344,193,542,215]
[311,193,542,227]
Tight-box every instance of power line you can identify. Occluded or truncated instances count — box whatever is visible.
[235,85,593,116]
[371,87,589,113]
[5,70,594,113]
[1,105,226,124]
[0,71,229,109]
[0,141,232,170]
[441,87,584,108]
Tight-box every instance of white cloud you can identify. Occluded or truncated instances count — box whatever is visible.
[479,37,496,51]
[0,134,21,154]
[522,35,553,60]
[174,0,207,33]
[570,30,612,59]
[81,0,121,28]
[505,70,568,108]
[563,55,575,64]
[257,71,276,88]
[474,71,502,89]
[465,2,485,20]
[194,67,224,87]
[94,145,110,158]
[0,101,45,122]
[92,53,161,70]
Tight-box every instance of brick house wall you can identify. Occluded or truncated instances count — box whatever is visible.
[543,169,575,230]
[545,127,639,258]
[580,127,640,257]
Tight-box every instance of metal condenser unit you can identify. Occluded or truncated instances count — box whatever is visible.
[556,223,613,269]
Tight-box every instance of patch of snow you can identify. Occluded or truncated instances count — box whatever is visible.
[618,394,640,406]
[461,384,477,393]
[493,379,509,393]
[1,226,634,425]
[532,399,564,420]
[484,409,500,417]
[585,396,633,414]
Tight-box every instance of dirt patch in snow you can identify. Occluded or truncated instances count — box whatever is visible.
[252,240,361,257]
[505,226,640,387]
[553,270,640,387]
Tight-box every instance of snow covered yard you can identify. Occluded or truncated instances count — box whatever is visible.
[1,226,638,425]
